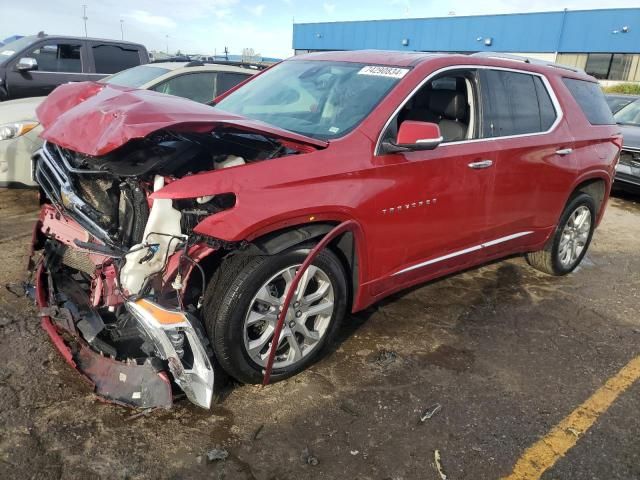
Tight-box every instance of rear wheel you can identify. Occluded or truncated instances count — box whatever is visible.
[526,192,596,275]
[202,247,348,384]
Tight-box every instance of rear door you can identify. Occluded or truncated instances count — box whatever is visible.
[479,68,576,257]
[5,39,87,98]
[88,42,145,76]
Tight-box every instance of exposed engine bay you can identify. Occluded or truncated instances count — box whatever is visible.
[31,126,309,409]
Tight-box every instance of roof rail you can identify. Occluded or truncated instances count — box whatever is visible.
[151,56,192,63]
[151,56,269,70]
[200,60,268,70]
[470,52,584,74]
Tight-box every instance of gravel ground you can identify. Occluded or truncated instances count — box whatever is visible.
[0,188,639,480]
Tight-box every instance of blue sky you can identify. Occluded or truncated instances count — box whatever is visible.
[1,0,638,59]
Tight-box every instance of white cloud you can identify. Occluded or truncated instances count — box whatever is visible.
[323,2,336,14]
[244,4,266,16]
[124,10,176,29]
[213,8,233,19]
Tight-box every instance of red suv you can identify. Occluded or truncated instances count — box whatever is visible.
[31,51,622,409]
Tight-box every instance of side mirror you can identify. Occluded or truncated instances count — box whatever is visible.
[16,57,38,72]
[382,121,443,153]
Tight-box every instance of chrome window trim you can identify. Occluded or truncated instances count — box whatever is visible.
[28,71,104,76]
[375,64,564,156]
[392,231,533,276]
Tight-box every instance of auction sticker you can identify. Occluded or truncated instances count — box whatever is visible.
[358,65,409,79]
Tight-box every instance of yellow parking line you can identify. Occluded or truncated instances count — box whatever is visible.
[503,355,640,480]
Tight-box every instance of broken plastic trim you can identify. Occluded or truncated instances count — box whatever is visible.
[125,299,214,409]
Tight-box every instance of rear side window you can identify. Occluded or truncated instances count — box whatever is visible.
[562,78,615,125]
[151,72,217,104]
[216,72,251,96]
[92,44,141,74]
[481,70,557,137]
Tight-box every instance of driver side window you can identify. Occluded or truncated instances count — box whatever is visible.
[390,70,479,144]
[27,43,82,73]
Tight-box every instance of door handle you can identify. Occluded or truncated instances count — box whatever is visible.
[468,159,493,169]
[555,148,573,156]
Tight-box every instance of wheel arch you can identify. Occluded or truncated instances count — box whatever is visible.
[193,221,367,314]
[569,174,610,225]
[246,222,364,313]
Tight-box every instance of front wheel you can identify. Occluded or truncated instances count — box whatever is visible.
[202,247,348,384]
[526,192,596,275]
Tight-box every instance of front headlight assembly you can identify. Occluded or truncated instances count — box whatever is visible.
[0,121,39,141]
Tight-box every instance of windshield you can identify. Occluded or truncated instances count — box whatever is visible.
[102,65,171,88]
[615,99,640,127]
[606,96,636,114]
[0,36,36,65]
[215,60,408,139]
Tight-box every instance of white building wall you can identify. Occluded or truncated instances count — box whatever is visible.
[507,52,558,62]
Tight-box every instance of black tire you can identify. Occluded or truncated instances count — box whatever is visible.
[202,247,348,384]
[526,192,596,275]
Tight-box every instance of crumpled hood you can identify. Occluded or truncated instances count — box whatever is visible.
[36,81,328,156]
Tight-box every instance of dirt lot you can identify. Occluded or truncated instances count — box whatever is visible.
[1,188,639,480]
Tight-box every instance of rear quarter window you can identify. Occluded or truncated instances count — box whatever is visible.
[562,78,615,125]
[534,77,557,131]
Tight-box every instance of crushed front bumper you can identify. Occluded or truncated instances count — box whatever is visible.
[126,299,214,408]
[34,262,215,410]
[615,150,640,188]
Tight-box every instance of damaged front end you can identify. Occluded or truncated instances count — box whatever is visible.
[33,200,216,409]
[29,83,322,409]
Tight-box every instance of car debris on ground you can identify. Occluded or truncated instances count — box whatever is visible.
[205,448,229,462]
[420,403,442,423]
[300,446,319,466]
[371,349,398,367]
[434,449,448,480]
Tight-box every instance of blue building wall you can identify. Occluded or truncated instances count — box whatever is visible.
[293,8,640,54]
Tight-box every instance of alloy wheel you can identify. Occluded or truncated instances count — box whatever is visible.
[243,264,335,369]
[558,205,591,268]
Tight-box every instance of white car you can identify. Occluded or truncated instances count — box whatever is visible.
[0,61,256,186]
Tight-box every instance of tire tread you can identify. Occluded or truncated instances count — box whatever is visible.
[526,192,595,276]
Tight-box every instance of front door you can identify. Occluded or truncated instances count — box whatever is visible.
[6,40,87,99]
[369,69,496,294]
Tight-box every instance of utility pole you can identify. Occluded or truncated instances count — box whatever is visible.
[554,8,568,63]
[224,46,229,61]
[120,19,124,40]
[166,34,169,54]
[81,5,88,37]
